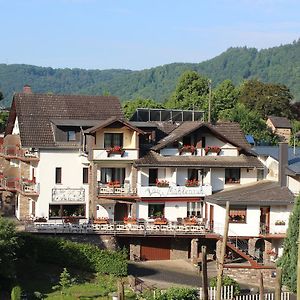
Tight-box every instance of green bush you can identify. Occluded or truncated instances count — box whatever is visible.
[11,286,22,300]
[17,233,127,276]
[142,287,198,300]
[210,275,240,296]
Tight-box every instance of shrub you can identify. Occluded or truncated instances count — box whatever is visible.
[17,233,127,276]
[210,275,240,296]
[11,286,22,300]
[142,287,198,300]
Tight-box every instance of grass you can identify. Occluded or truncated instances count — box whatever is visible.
[15,260,136,299]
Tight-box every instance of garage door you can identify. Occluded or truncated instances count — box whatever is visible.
[141,238,171,260]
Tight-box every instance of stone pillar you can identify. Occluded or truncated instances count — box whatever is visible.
[191,238,199,264]
[131,203,137,218]
[216,240,222,267]
[264,239,273,264]
[129,240,141,261]
[89,162,97,219]
[101,235,118,251]
[248,238,259,257]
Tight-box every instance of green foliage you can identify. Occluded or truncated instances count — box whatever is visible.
[142,287,198,300]
[0,217,19,280]
[123,97,164,119]
[239,79,293,119]
[210,275,241,296]
[17,233,128,276]
[0,111,8,132]
[165,70,210,112]
[277,195,300,292]
[52,268,74,294]
[219,103,278,145]
[212,79,239,121]
[11,285,22,300]
[0,41,300,107]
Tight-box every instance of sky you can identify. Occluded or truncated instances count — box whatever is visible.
[0,0,299,70]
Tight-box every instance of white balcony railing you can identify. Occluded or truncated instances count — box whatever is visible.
[137,184,212,198]
[98,184,137,195]
[93,149,139,160]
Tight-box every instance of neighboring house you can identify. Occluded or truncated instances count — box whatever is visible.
[0,89,296,273]
[266,116,292,142]
[0,86,123,220]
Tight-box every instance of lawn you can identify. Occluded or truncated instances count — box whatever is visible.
[15,260,136,299]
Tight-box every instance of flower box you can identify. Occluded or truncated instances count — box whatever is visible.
[107,181,121,188]
[275,220,286,225]
[124,217,137,224]
[179,145,196,155]
[185,179,199,187]
[156,179,169,187]
[106,146,125,157]
[205,146,221,155]
[154,217,168,225]
[93,218,109,224]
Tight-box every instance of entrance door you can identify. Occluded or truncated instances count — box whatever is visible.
[114,203,128,221]
[209,205,214,231]
[260,207,270,234]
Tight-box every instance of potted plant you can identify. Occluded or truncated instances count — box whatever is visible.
[154,217,168,225]
[179,145,196,155]
[124,217,137,224]
[93,217,109,224]
[275,220,286,225]
[184,217,198,225]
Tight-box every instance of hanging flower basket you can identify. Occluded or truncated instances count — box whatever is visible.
[205,146,221,155]
[106,146,125,157]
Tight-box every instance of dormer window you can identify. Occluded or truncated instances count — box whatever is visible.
[104,133,123,148]
[67,130,76,141]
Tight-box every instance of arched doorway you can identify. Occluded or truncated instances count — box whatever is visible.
[255,239,265,263]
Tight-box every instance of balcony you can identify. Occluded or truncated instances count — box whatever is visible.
[0,177,39,195]
[137,184,212,198]
[25,220,209,236]
[0,146,39,162]
[92,148,139,160]
[97,183,137,196]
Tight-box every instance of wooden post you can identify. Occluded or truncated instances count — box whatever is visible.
[297,219,300,299]
[275,267,282,300]
[202,245,208,300]
[259,272,264,300]
[216,201,230,300]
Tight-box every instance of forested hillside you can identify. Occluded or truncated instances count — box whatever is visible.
[0,40,299,106]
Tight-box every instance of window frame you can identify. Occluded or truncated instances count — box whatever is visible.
[55,167,62,184]
[83,167,89,184]
[149,168,158,186]
[104,133,123,148]
[229,206,247,223]
[225,168,241,184]
[67,130,76,141]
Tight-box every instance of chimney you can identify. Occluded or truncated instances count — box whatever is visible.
[23,85,32,94]
[279,142,288,187]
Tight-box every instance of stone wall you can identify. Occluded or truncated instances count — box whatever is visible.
[171,238,189,260]
[224,267,276,288]
[0,191,16,216]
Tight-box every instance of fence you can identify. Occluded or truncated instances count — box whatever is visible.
[235,292,290,300]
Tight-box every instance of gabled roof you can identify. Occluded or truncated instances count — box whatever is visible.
[253,146,300,175]
[151,121,252,154]
[6,93,124,148]
[205,180,294,205]
[267,116,292,129]
[85,117,145,135]
[134,150,264,168]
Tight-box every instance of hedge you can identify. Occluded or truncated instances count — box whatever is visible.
[17,233,127,276]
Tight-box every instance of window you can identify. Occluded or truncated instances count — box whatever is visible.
[55,167,62,184]
[188,169,199,181]
[83,167,89,184]
[225,168,240,184]
[257,169,264,181]
[104,133,123,148]
[182,135,192,146]
[148,203,165,218]
[49,204,85,219]
[201,137,206,148]
[229,206,247,223]
[149,168,158,186]
[187,202,202,217]
[100,168,125,184]
[67,130,76,141]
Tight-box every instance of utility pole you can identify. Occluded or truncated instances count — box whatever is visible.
[259,272,264,300]
[201,245,209,300]
[208,79,212,123]
[275,267,282,300]
[297,217,300,299]
[216,201,230,300]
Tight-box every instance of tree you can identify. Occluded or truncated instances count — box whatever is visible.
[165,71,210,112]
[218,103,277,145]
[122,97,164,120]
[0,218,18,282]
[0,91,3,101]
[239,79,293,119]
[212,79,239,122]
[52,268,74,294]
[278,196,300,292]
